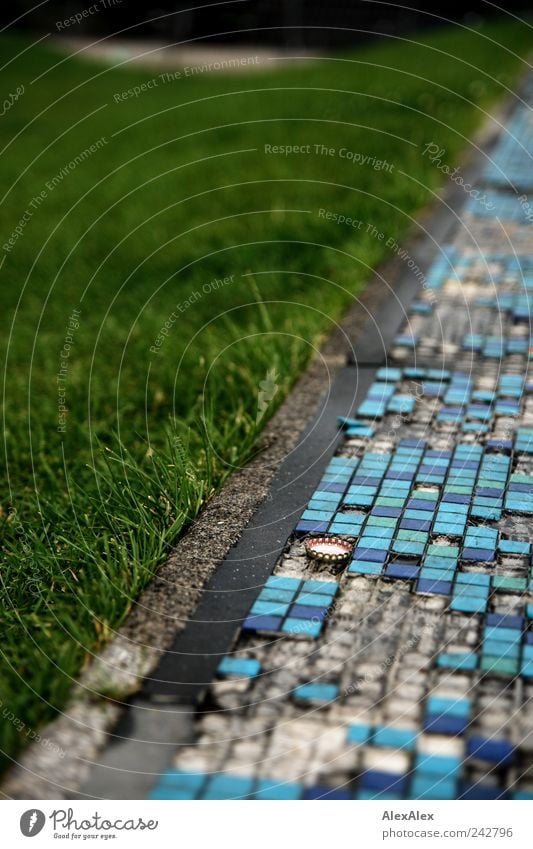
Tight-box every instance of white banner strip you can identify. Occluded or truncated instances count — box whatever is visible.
[1,800,531,848]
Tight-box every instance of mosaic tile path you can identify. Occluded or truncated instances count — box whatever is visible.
[149,94,533,800]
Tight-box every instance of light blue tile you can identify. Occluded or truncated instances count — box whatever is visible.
[426,696,470,717]
[218,657,261,678]
[294,683,338,702]
[266,576,301,591]
[456,573,491,587]
[302,580,338,595]
[374,726,417,750]
[347,723,372,744]
[411,774,457,800]
[282,618,322,637]
[255,779,302,800]
[301,510,335,522]
[499,539,530,555]
[258,587,296,603]
[437,652,477,671]
[251,600,291,616]
[348,561,382,576]
[420,567,456,581]
[297,592,334,607]
[414,753,461,776]
[483,640,520,659]
[450,595,487,613]
[203,774,254,800]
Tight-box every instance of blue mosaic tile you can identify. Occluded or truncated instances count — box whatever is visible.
[255,779,302,800]
[417,578,453,595]
[348,560,383,576]
[482,656,520,676]
[297,592,335,607]
[424,696,471,736]
[459,782,506,801]
[282,618,322,637]
[450,596,488,614]
[251,600,292,617]
[394,334,417,349]
[373,726,417,750]
[290,604,329,620]
[371,506,402,518]
[304,580,338,595]
[521,660,533,678]
[217,657,261,678]
[347,723,372,744]
[203,774,255,800]
[391,541,425,557]
[242,577,338,638]
[423,715,469,735]
[388,394,415,414]
[411,774,457,800]
[361,770,408,796]
[427,696,471,718]
[150,786,197,800]
[414,753,461,777]
[513,791,533,800]
[401,518,432,531]
[243,614,283,632]
[437,652,478,671]
[386,562,420,580]
[294,683,339,703]
[353,547,388,562]
[357,789,402,801]
[149,770,205,800]
[462,547,496,561]
[259,588,295,602]
[377,367,402,381]
[266,575,294,591]
[303,785,352,800]
[483,640,520,659]
[486,613,524,629]
[295,520,330,533]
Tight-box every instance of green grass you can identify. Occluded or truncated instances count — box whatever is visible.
[0,21,531,771]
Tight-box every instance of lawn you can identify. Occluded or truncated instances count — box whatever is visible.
[0,20,531,771]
